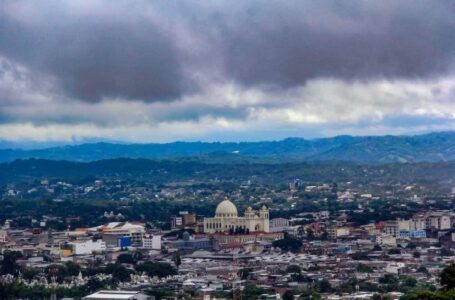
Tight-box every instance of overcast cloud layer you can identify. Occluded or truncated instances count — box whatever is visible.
[0,0,454,143]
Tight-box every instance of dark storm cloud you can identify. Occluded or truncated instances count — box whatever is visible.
[0,0,454,103]
[214,1,455,88]
[0,2,187,102]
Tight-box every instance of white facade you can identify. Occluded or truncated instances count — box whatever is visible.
[425,214,451,230]
[335,227,350,237]
[72,239,106,255]
[376,234,397,247]
[83,290,151,300]
[383,212,453,237]
[386,262,406,274]
[409,218,426,230]
[204,198,269,233]
[0,229,7,242]
[142,234,161,250]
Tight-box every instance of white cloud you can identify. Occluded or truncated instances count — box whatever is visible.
[1,55,455,142]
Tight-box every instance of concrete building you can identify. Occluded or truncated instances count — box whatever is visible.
[383,220,411,237]
[424,211,452,230]
[72,239,106,255]
[329,227,350,239]
[213,231,283,248]
[61,239,106,256]
[171,211,196,229]
[376,234,397,247]
[88,222,145,247]
[204,198,269,233]
[169,231,214,251]
[141,234,161,250]
[399,229,426,238]
[269,218,290,232]
[83,290,152,300]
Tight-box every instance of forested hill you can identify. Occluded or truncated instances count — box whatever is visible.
[2,131,455,163]
[2,158,455,186]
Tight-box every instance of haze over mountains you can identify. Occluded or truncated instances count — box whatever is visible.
[1,132,455,163]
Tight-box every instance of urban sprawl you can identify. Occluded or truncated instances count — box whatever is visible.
[1,178,455,299]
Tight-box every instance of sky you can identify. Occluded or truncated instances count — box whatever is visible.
[0,0,455,144]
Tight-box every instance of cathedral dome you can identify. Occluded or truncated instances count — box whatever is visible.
[215,197,238,218]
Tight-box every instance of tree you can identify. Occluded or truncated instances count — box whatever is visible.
[111,265,131,282]
[388,248,401,255]
[173,252,181,267]
[371,294,382,300]
[286,265,301,274]
[402,276,417,288]
[135,262,177,278]
[242,284,264,299]
[103,263,132,282]
[406,243,417,249]
[21,267,39,281]
[440,263,455,289]
[320,230,329,240]
[356,263,373,273]
[440,248,454,257]
[132,251,143,262]
[117,253,136,265]
[350,252,369,260]
[238,268,252,280]
[317,279,332,293]
[65,261,81,277]
[272,235,302,253]
[379,274,398,285]
[1,251,22,276]
[86,277,107,293]
[306,228,315,240]
[282,290,295,300]
[417,266,429,275]
[45,264,68,283]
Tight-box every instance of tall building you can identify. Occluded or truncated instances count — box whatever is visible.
[204,197,269,233]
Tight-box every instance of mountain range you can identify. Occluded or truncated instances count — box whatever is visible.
[1,131,455,163]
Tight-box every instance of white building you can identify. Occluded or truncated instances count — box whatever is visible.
[0,228,7,243]
[83,290,152,300]
[376,234,397,247]
[142,234,161,250]
[328,226,350,239]
[386,262,406,275]
[424,211,452,230]
[384,219,411,237]
[71,239,106,255]
[204,198,269,233]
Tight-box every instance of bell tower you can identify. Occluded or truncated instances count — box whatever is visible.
[259,205,269,232]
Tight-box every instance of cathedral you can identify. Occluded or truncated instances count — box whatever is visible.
[204,197,269,233]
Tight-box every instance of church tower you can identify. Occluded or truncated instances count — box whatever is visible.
[259,205,269,232]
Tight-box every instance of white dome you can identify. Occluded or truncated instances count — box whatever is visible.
[215,198,238,218]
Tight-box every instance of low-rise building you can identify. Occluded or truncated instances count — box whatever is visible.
[83,290,152,300]
[61,239,106,256]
